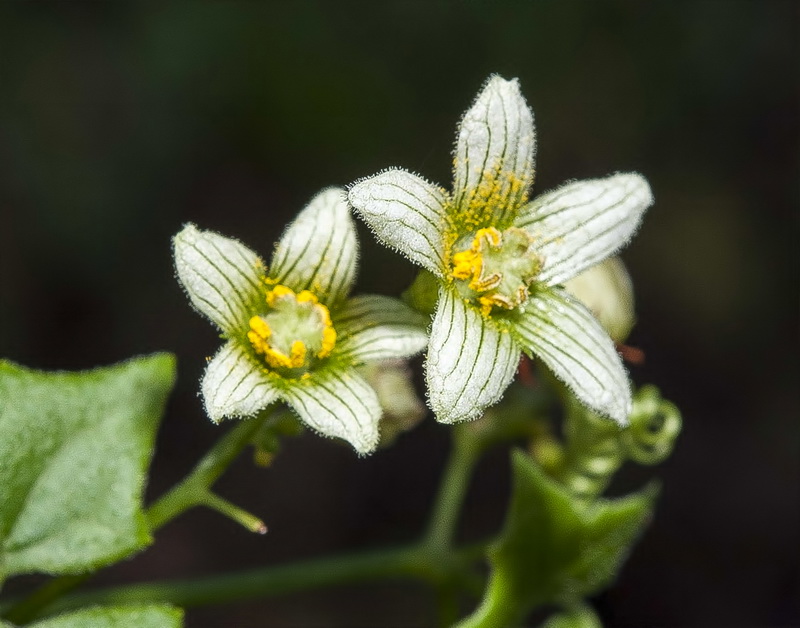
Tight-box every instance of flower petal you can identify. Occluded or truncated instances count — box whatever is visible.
[270,188,357,306]
[510,287,631,424]
[426,287,520,424]
[515,173,652,286]
[452,75,536,227]
[202,342,279,423]
[281,367,382,454]
[348,169,448,276]
[335,295,429,363]
[173,224,264,335]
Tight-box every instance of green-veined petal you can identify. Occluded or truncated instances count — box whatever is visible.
[510,287,631,424]
[281,367,382,454]
[515,173,652,286]
[335,295,429,363]
[201,342,279,423]
[270,188,357,306]
[173,224,264,335]
[426,287,520,424]
[348,169,449,276]
[452,75,536,228]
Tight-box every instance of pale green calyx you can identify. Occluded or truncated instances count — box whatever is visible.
[173,188,429,454]
[349,75,654,426]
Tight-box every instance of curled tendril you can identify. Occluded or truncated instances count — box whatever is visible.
[552,384,682,501]
[622,384,682,465]
[557,402,625,500]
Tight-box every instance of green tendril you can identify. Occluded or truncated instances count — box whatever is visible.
[622,385,682,465]
[553,385,682,501]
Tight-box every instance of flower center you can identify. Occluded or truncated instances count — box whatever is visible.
[450,227,542,316]
[247,284,337,377]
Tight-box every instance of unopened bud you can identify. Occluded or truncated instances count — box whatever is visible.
[564,257,635,343]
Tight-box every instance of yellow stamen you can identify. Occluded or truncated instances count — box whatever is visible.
[318,325,337,358]
[289,340,307,368]
[296,290,318,304]
[249,316,271,339]
[262,346,294,369]
[266,284,295,307]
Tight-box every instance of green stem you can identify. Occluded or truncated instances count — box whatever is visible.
[37,543,487,617]
[146,414,268,529]
[424,425,482,551]
[4,414,270,624]
[453,574,518,628]
[200,492,267,535]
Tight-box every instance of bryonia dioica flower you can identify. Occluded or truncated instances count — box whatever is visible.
[173,188,429,454]
[348,76,652,425]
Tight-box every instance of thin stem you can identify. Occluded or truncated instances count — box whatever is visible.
[4,413,270,624]
[146,414,269,529]
[38,543,487,617]
[424,425,482,551]
[200,492,267,535]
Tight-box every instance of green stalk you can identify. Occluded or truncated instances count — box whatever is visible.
[35,543,487,618]
[424,425,482,552]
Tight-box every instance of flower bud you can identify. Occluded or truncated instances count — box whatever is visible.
[564,257,635,343]
[359,359,426,447]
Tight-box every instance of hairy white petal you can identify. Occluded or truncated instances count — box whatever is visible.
[202,342,279,423]
[173,224,264,335]
[282,368,382,455]
[426,287,520,424]
[516,173,652,286]
[271,188,357,305]
[453,75,536,225]
[348,169,448,276]
[335,295,429,363]
[510,287,631,424]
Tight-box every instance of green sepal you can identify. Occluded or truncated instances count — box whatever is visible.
[0,354,176,582]
[22,604,183,627]
[458,451,656,627]
[401,269,439,316]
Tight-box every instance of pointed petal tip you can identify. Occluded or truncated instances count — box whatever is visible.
[271,187,358,304]
[613,171,654,206]
[346,169,448,276]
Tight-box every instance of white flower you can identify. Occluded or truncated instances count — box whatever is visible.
[348,76,652,425]
[173,188,429,454]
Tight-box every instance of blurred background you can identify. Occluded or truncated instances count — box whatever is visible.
[1,1,797,626]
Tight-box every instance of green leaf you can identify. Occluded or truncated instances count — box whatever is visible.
[26,604,183,627]
[457,451,655,627]
[0,354,176,582]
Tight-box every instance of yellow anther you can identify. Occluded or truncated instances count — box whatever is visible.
[475,227,501,247]
[296,290,319,304]
[266,284,295,307]
[478,293,514,317]
[469,271,501,292]
[318,325,337,359]
[263,346,293,369]
[249,316,271,339]
[451,249,479,279]
[290,340,307,368]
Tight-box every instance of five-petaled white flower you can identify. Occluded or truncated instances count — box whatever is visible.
[173,188,429,454]
[348,76,653,425]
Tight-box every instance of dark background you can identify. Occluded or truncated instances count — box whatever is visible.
[1,2,797,626]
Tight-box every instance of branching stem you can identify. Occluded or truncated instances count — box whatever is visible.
[4,413,270,624]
